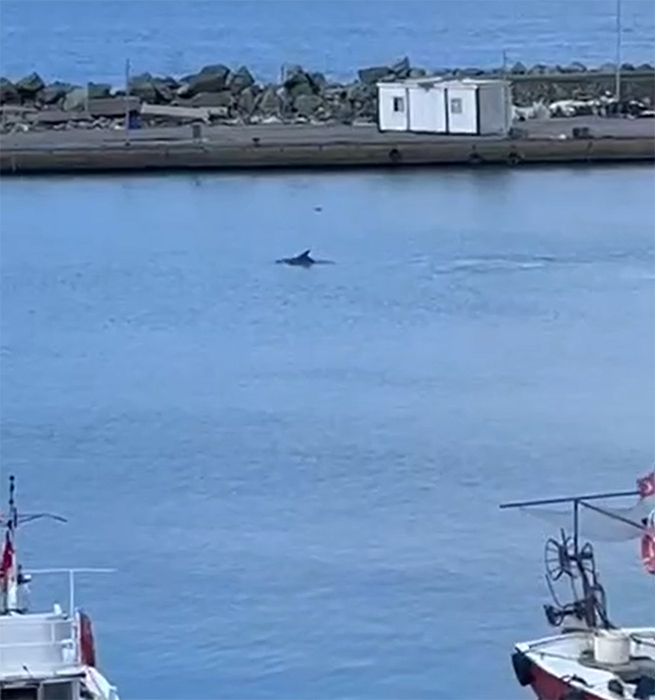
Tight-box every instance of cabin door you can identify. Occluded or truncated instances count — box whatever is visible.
[408,87,446,133]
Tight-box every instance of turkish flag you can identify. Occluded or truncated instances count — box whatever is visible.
[0,532,13,578]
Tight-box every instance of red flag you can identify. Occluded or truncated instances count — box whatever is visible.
[0,532,13,578]
[637,471,655,499]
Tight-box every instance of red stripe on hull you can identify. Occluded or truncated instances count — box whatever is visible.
[529,663,603,700]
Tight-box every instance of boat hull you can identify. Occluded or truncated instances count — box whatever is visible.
[528,663,602,700]
[512,649,605,700]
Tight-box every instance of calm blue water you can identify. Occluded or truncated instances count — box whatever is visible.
[1,166,654,698]
[0,0,654,85]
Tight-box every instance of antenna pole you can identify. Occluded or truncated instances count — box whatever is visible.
[124,58,131,145]
[573,498,580,554]
[615,0,622,102]
[9,475,16,527]
[69,570,75,616]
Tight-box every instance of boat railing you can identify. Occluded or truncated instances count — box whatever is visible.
[27,568,116,616]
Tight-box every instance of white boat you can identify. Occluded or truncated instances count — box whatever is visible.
[0,475,120,700]
[504,470,655,700]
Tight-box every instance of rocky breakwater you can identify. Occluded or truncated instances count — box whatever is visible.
[1,58,654,132]
[0,61,393,130]
[508,61,654,99]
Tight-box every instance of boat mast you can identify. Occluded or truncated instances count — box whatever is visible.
[1,476,19,613]
[1,475,69,614]
[500,490,642,629]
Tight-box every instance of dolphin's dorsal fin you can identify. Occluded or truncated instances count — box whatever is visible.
[299,249,312,260]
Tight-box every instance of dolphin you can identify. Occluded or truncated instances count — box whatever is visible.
[275,250,334,267]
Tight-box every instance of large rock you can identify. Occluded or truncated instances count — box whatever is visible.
[63,87,88,111]
[188,91,233,108]
[568,61,588,73]
[128,73,158,102]
[344,81,377,121]
[528,64,550,75]
[282,64,305,84]
[15,72,45,98]
[330,101,355,124]
[288,80,315,99]
[308,72,327,93]
[346,82,375,103]
[323,84,347,99]
[182,64,231,96]
[237,85,257,115]
[293,94,322,117]
[390,56,411,79]
[461,67,486,76]
[282,65,317,99]
[255,86,283,117]
[128,74,175,103]
[39,82,73,105]
[358,65,390,84]
[354,98,377,121]
[227,66,255,94]
[0,78,20,104]
[159,76,180,90]
[86,82,112,99]
[151,79,175,103]
[147,77,178,103]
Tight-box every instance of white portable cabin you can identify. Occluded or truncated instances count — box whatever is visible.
[377,78,512,136]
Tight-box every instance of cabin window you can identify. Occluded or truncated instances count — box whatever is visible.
[41,682,73,700]
[450,97,463,114]
[392,96,404,113]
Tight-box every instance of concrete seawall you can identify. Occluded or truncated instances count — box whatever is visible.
[1,119,654,175]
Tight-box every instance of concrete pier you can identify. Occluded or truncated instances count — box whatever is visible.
[1,118,653,175]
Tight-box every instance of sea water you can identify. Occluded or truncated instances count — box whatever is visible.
[1,165,653,699]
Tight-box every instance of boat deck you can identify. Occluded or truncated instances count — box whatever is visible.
[518,629,655,700]
[580,647,655,680]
